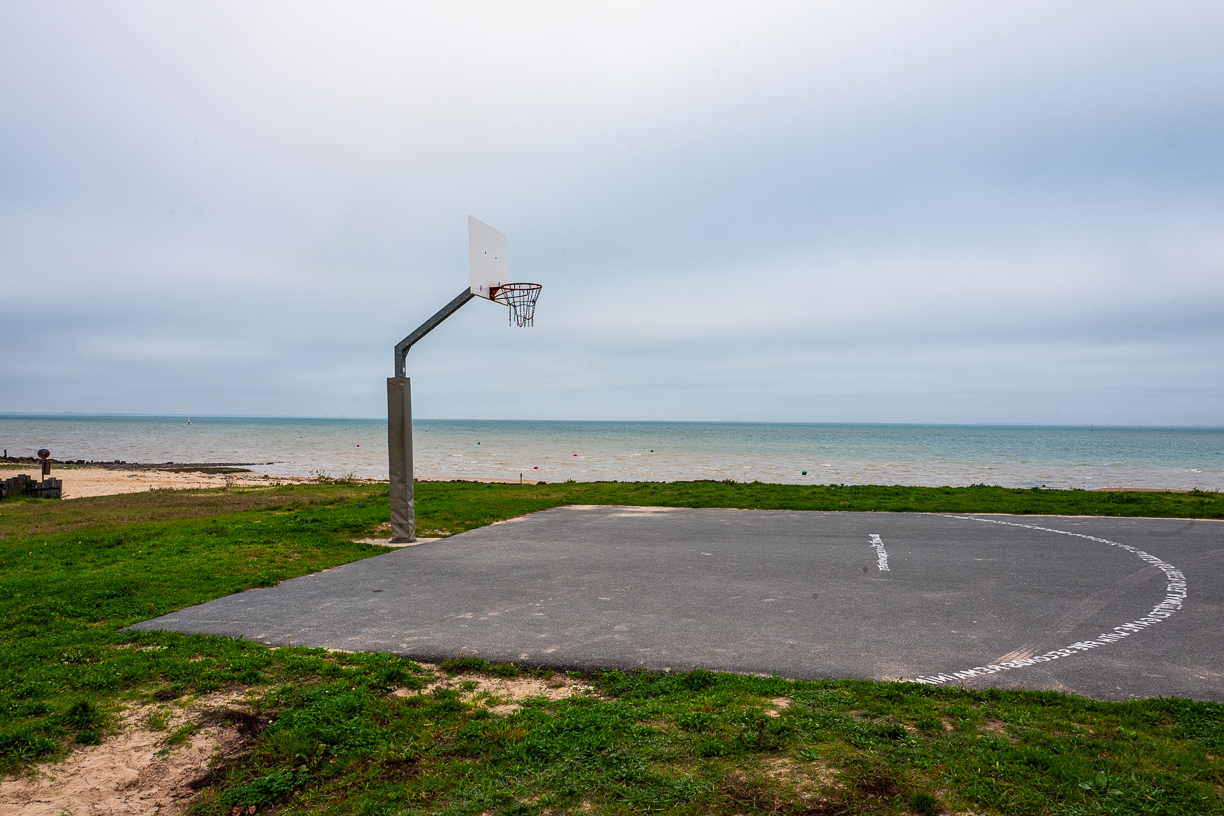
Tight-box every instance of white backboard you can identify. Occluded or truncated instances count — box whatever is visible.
[469,216,508,300]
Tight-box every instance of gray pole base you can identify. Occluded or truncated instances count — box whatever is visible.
[387,377,415,543]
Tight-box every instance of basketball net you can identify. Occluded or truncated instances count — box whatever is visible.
[492,283,542,327]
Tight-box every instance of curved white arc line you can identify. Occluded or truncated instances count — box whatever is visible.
[910,515,1187,686]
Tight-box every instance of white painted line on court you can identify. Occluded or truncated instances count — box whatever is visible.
[870,534,889,571]
[911,516,1187,686]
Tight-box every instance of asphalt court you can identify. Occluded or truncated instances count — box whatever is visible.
[134,506,1224,701]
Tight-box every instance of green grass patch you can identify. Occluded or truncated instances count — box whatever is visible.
[0,480,1221,814]
[0,483,418,772]
[406,480,1224,538]
[179,669,1223,815]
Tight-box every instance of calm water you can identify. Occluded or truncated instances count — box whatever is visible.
[1,415,1222,490]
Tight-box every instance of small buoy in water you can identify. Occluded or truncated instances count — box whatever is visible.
[534,466,538,469]
[802,471,807,475]
[573,453,577,456]
[357,444,360,447]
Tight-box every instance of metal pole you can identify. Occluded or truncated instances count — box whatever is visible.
[387,377,414,542]
[388,287,475,542]
[394,289,475,378]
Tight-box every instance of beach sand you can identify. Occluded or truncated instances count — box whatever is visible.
[0,466,547,500]
[0,466,314,499]
[1,465,1189,499]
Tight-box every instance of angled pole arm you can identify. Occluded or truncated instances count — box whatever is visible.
[394,288,475,377]
[388,286,475,544]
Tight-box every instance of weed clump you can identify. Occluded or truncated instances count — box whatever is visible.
[62,700,104,731]
[490,662,523,678]
[440,655,491,674]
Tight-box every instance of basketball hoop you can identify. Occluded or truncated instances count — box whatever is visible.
[389,218,543,543]
[491,282,542,327]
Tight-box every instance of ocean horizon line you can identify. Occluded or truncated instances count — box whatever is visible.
[2,413,1221,431]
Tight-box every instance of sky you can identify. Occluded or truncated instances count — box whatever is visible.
[2,1,1222,425]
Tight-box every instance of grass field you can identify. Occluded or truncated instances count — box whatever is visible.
[1,480,1222,814]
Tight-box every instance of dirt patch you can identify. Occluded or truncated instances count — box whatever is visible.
[394,670,595,714]
[764,757,839,793]
[855,767,899,798]
[352,536,441,548]
[978,720,1011,738]
[766,696,791,716]
[723,770,848,815]
[0,689,256,816]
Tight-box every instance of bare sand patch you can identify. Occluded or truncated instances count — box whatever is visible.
[0,689,257,816]
[763,756,839,792]
[352,522,444,547]
[393,668,595,714]
[766,696,791,716]
[354,537,441,547]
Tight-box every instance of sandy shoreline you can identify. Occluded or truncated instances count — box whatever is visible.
[1,465,1190,500]
[0,466,315,499]
[0,466,547,499]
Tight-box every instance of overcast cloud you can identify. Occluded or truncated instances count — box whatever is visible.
[2,1,1222,424]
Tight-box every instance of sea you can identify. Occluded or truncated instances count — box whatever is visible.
[2,415,1222,491]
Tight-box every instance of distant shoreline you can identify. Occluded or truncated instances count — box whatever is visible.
[3,412,1223,430]
[1,455,265,472]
